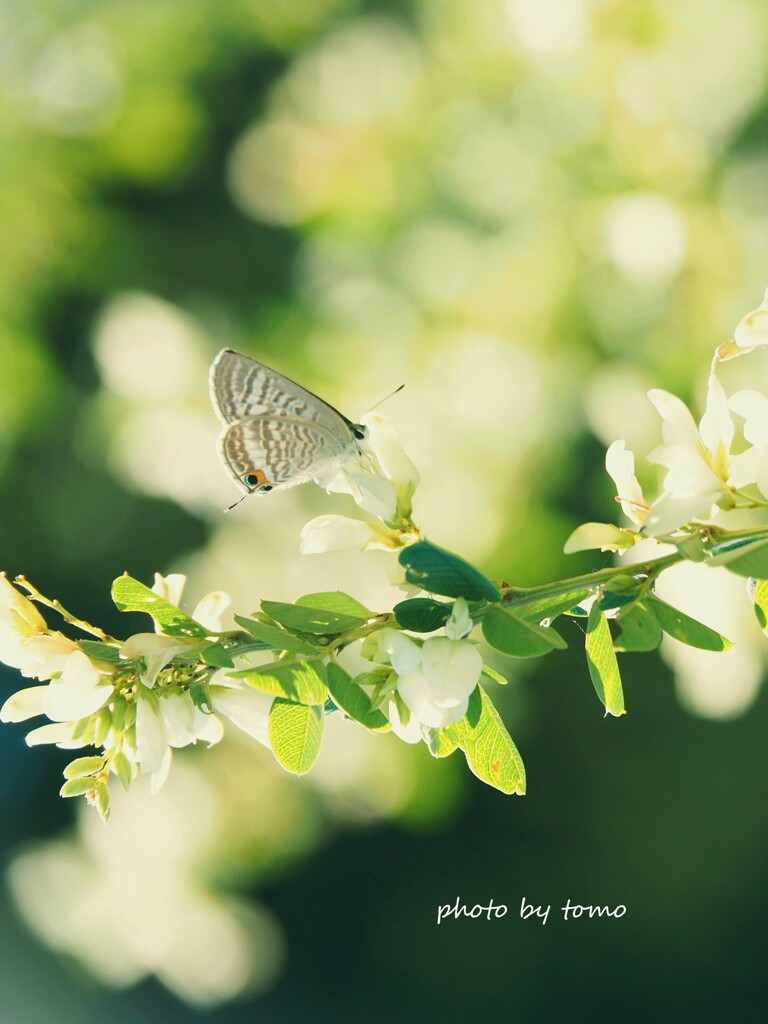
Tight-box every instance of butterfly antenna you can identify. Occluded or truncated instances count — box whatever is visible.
[224,492,250,513]
[368,383,405,413]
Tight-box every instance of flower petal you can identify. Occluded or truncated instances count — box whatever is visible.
[15,635,80,680]
[445,598,473,640]
[0,574,46,633]
[648,389,700,447]
[121,633,200,687]
[0,685,48,723]
[420,638,482,706]
[605,440,646,525]
[135,686,168,774]
[25,722,84,748]
[152,572,186,607]
[643,492,716,536]
[300,515,379,555]
[159,690,197,747]
[387,699,423,744]
[729,390,768,445]
[150,748,173,794]
[360,411,420,492]
[396,672,447,728]
[192,591,231,633]
[209,683,273,747]
[699,374,734,455]
[321,459,398,522]
[43,652,112,722]
[733,289,768,349]
[564,522,637,554]
[377,628,422,675]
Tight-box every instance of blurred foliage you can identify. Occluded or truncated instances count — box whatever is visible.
[3,0,768,1019]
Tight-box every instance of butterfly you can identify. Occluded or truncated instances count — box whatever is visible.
[209,349,368,498]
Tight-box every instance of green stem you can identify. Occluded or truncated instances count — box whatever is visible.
[500,552,683,606]
[15,575,118,643]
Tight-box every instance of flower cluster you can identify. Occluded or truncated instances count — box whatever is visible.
[301,410,421,554]
[372,599,482,742]
[5,291,768,816]
[567,292,768,552]
[0,573,273,816]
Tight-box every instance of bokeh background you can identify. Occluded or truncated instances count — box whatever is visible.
[3,0,768,1019]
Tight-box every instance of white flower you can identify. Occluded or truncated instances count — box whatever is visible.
[643,375,753,535]
[25,721,88,750]
[3,634,81,680]
[192,591,230,633]
[151,572,231,633]
[445,598,472,640]
[387,699,423,744]
[300,514,401,555]
[564,441,647,554]
[209,675,274,748]
[606,440,647,527]
[120,633,202,687]
[0,574,46,632]
[159,690,223,748]
[362,411,420,504]
[0,574,47,670]
[43,650,113,722]
[377,628,422,675]
[732,289,768,351]
[0,685,48,723]
[318,412,419,526]
[151,572,186,607]
[728,390,768,499]
[377,628,482,735]
[134,686,168,774]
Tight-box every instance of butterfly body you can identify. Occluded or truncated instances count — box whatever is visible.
[210,349,366,495]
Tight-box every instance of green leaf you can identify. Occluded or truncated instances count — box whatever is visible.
[261,600,366,635]
[585,604,625,717]
[268,699,324,775]
[296,592,370,619]
[648,596,731,651]
[111,700,126,734]
[599,591,637,611]
[482,605,566,658]
[95,781,110,822]
[60,777,97,797]
[233,616,317,655]
[504,589,590,624]
[189,679,212,713]
[424,726,461,758]
[94,707,111,746]
[452,688,525,795]
[706,536,768,577]
[480,663,508,685]
[63,756,105,779]
[399,541,500,602]
[325,664,390,731]
[234,660,328,704]
[753,578,768,633]
[111,575,207,638]
[564,522,636,554]
[200,642,235,669]
[71,716,95,743]
[614,602,662,652]
[78,641,121,663]
[393,598,451,633]
[112,750,133,791]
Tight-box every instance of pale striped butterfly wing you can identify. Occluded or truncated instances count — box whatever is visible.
[210,349,366,496]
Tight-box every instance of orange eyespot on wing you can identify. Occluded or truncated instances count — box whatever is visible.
[243,469,266,489]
